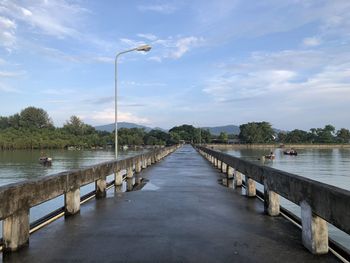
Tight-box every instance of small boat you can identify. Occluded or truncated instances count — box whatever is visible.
[264,152,275,160]
[283,150,298,156]
[39,157,52,165]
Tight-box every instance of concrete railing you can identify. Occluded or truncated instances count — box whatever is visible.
[195,145,350,255]
[0,144,180,252]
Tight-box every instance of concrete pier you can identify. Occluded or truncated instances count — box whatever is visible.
[3,145,338,262]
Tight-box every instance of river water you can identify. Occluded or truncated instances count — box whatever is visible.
[220,147,350,250]
[0,149,147,186]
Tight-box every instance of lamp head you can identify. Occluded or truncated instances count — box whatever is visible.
[136,44,152,52]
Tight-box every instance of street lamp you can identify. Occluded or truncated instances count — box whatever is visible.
[114,44,151,159]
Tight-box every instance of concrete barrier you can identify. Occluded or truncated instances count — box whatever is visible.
[0,144,180,252]
[196,145,350,255]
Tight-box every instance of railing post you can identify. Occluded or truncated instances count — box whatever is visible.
[263,180,279,216]
[135,158,142,173]
[221,162,227,173]
[142,156,147,169]
[227,166,234,179]
[246,176,256,197]
[234,170,242,187]
[3,207,30,252]
[217,160,222,170]
[300,201,328,254]
[65,188,80,216]
[127,166,133,179]
[95,176,106,198]
[115,170,123,186]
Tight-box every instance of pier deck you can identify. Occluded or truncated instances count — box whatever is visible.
[3,145,338,262]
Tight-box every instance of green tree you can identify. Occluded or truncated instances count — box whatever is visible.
[312,125,336,143]
[0,116,9,129]
[20,107,53,129]
[336,128,350,143]
[285,129,310,143]
[239,122,274,143]
[8,113,21,129]
[63,116,95,136]
[200,129,211,143]
[218,132,228,143]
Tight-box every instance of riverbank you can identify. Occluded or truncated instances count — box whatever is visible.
[207,143,350,149]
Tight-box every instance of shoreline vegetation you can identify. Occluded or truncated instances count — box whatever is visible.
[208,144,350,149]
[1,107,349,150]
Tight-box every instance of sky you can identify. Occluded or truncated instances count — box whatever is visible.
[0,0,350,130]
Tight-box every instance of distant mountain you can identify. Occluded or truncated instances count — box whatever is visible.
[94,122,164,133]
[95,122,283,135]
[201,125,240,135]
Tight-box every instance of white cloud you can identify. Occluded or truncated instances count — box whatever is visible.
[138,4,178,14]
[168,36,202,59]
[0,83,19,93]
[40,88,76,95]
[0,16,16,51]
[0,0,88,39]
[203,49,350,105]
[137,33,158,41]
[92,56,114,64]
[121,80,166,87]
[0,70,25,77]
[88,108,150,125]
[303,37,321,47]
[122,34,204,61]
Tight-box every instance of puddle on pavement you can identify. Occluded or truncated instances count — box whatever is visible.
[218,177,246,195]
[141,181,160,191]
[112,176,158,193]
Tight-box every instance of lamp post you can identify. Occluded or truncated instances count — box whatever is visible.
[115,44,151,159]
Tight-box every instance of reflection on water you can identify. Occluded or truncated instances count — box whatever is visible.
[221,147,350,250]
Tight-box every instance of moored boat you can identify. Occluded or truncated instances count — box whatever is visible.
[283,150,298,156]
[39,157,52,165]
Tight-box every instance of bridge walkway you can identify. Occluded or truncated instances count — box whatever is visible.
[3,145,338,262]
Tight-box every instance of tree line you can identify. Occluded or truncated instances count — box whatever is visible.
[238,122,350,144]
[1,107,349,150]
[0,107,211,150]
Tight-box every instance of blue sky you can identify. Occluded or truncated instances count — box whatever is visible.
[1,0,350,130]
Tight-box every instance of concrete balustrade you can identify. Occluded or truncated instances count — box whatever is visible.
[0,144,180,252]
[246,177,256,197]
[264,179,280,216]
[3,208,29,252]
[301,201,329,254]
[114,171,123,186]
[227,166,234,179]
[195,145,350,256]
[65,188,80,216]
[217,160,222,170]
[221,162,227,173]
[95,177,107,198]
[126,166,133,179]
[234,171,243,187]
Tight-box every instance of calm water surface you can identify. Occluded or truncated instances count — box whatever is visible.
[221,147,350,250]
[0,149,146,186]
